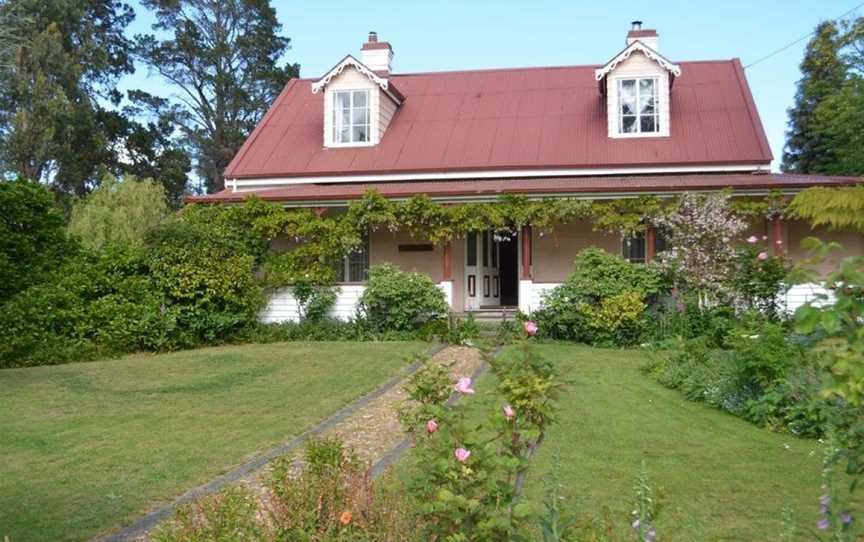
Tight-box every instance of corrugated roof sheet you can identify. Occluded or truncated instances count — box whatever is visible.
[225,58,773,180]
[187,173,859,204]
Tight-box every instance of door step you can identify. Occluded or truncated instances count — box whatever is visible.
[458,308,519,324]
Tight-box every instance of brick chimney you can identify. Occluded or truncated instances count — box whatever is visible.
[626,20,659,50]
[361,31,393,74]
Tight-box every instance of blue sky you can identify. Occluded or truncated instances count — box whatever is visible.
[122,0,864,171]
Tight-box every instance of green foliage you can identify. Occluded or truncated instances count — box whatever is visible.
[145,219,264,346]
[134,0,299,193]
[291,279,338,322]
[534,248,663,346]
[68,174,170,250]
[783,20,849,174]
[631,462,661,542]
[0,197,281,367]
[793,240,864,490]
[0,178,73,302]
[400,340,561,541]
[645,324,836,438]
[265,447,416,540]
[787,185,864,234]
[152,486,264,542]
[0,245,172,367]
[359,264,449,332]
[0,0,187,197]
[303,436,358,476]
[729,242,791,317]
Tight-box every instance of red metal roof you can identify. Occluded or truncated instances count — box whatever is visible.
[225,58,773,180]
[187,173,859,204]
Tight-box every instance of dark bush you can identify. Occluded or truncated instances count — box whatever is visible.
[0,179,75,303]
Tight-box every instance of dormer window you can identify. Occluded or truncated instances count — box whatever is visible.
[618,77,659,134]
[333,89,371,145]
[595,23,680,139]
[311,33,404,149]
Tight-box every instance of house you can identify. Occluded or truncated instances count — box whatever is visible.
[189,23,863,322]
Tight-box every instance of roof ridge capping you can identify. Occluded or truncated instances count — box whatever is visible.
[594,40,682,81]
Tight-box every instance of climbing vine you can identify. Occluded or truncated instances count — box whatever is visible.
[186,189,788,287]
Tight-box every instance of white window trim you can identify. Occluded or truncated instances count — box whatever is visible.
[615,76,661,138]
[330,88,373,148]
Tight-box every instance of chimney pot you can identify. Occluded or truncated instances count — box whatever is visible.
[626,21,659,50]
[360,32,393,74]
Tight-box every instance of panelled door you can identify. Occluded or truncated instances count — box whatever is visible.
[465,230,500,310]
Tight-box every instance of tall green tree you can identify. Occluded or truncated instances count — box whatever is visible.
[782,21,848,174]
[0,0,135,192]
[134,0,299,193]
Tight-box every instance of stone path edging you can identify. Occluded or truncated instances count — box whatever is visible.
[99,342,447,542]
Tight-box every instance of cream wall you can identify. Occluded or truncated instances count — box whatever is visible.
[532,221,621,282]
[369,229,443,283]
[786,220,864,275]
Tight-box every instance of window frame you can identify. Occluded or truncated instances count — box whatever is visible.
[622,230,667,264]
[616,76,660,137]
[336,233,370,283]
[331,89,372,147]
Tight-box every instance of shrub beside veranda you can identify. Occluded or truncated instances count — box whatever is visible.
[359,263,449,332]
[533,248,664,346]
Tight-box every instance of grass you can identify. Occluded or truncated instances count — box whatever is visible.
[0,341,427,542]
[484,343,830,540]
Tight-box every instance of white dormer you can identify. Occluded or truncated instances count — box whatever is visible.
[312,33,403,148]
[595,22,681,139]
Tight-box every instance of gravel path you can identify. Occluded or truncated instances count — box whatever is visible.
[101,345,486,542]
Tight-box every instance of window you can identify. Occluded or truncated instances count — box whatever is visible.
[467,232,477,266]
[337,234,369,282]
[622,230,667,263]
[332,89,370,144]
[618,77,659,134]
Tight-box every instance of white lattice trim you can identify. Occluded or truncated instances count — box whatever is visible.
[312,55,395,98]
[594,41,682,81]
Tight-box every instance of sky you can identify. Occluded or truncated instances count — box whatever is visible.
[121,0,864,171]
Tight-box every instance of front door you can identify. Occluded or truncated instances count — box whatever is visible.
[465,230,500,310]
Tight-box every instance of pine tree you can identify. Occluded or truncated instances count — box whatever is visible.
[134,0,300,193]
[782,21,848,174]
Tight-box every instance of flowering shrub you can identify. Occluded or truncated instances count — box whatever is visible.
[655,192,748,308]
[730,237,790,317]
[400,326,561,541]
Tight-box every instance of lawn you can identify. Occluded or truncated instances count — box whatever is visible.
[487,344,828,540]
[0,341,427,542]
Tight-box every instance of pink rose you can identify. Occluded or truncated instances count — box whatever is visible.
[757,252,769,261]
[454,377,475,394]
[426,419,438,434]
[775,239,783,245]
[503,405,515,419]
[454,447,471,462]
[523,321,538,336]
[746,235,759,244]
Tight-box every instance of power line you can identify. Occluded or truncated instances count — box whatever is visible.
[744,1,864,69]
